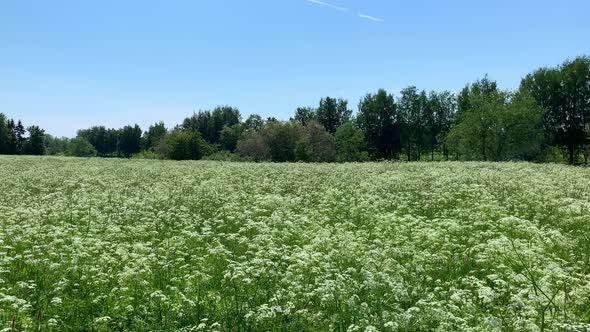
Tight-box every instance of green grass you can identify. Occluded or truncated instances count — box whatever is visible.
[0,156,589,331]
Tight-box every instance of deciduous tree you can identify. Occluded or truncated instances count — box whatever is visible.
[357,89,401,159]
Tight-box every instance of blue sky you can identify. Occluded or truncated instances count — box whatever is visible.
[1,0,589,137]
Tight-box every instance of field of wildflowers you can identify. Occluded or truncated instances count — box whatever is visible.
[0,156,589,331]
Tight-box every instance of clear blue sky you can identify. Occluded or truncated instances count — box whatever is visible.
[1,0,589,137]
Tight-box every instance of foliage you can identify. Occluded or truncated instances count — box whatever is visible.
[82,126,109,156]
[398,87,429,161]
[243,114,264,132]
[1,55,589,164]
[357,89,401,159]
[65,137,97,157]
[1,157,590,331]
[316,97,352,134]
[448,78,545,161]
[219,124,243,152]
[0,114,44,156]
[293,107,317,126]
[335,122,369,162]
[261,121,303,162]
[119,124,143,157]
[22,125,45,155]
[77,126,119,157]
[43,135,70,156]
[295,121,336,162]
[0,113,13,154]
[142,121,167,151]
[236,130,269,161]
[520,56,590,164]
[426,91,455,160]
[0,113,55,155]
[182,106,241,144]
[158,130,213,160]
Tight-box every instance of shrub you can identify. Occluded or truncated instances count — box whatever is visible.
[236,130,269,161]
[157,130,213,160]
[66,138,97,157]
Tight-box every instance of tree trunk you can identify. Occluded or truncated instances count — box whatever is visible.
[569,145,575,165]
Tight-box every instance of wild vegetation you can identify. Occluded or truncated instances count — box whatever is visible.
[1,56,589,164]
[1,156,589,331]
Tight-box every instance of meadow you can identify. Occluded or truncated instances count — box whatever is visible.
[0,156,589,331]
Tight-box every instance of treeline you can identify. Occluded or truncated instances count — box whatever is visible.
[2,56,589,164]
[0,115,45,155]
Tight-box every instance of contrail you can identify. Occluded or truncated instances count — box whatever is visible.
[358,13,383,22]
[307,0,347,12]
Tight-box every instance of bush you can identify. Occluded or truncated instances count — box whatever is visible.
[262,121,303,162]
[297,122,336,162]
[236,130,269,161]
[535,146,567,163]
[66,138,97,157]
[157,130,213,160]
[335,122,369,162]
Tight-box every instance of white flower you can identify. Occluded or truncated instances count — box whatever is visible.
[94,316,111,324]
[50,297,62,306]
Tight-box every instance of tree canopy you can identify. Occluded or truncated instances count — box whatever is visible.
[2,55,589,164]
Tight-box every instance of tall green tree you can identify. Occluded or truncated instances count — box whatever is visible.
[450,77,501,161]
[0,113,11,154]
[118,125,143,157]
[293,107,317,126]
[219,124,243,152]
[213,106,241,139]
[500,92,545,160]
[357,89,401,159]
[25,126,46,155]
[456,76,498,120]
[244,114,264,131]
[399,87,429,161]
[448,78,544,161]
[143,122,167,151]
[426,91,455,160]
[6,120,18,154]
[5,120,18,154]
[44,135,70,156]
[77,126,118,156]
[1,115,49,156]
[316,97,352,134]
[14,120,26,154]
[183,111,214,143]
[182,106,241,145]
[521,56,590,164]
[447,80,505,161]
